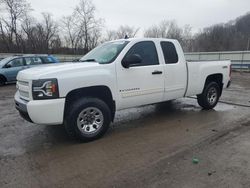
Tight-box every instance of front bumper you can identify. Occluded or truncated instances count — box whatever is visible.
[15,95,33,123]
[15,92,65,125]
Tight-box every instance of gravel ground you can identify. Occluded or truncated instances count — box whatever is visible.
[0,72,250,188]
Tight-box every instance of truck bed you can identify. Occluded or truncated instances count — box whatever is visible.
[185,60,231,97]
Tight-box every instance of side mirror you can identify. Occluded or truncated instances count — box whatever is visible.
[122,54,142,68]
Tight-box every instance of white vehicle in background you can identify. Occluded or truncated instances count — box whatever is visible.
[15,38,231,142]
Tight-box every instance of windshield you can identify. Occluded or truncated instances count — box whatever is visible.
[80,41,129,64]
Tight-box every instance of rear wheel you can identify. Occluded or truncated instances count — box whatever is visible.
[64,97,111,142]
[197,82,220,110]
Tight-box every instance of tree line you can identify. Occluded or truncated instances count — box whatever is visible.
[143,13,250,52]
[0,0,249,54]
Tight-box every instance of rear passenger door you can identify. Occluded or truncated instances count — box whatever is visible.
[116,41,165,109]
[160,41,187,100]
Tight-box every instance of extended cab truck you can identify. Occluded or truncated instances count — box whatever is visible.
[15,38,231,142]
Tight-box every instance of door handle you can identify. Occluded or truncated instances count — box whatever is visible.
[152,70,163,75]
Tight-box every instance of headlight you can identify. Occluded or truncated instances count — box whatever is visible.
[32,79,59,100]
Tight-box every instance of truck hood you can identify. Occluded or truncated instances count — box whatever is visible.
[17,62,101,80]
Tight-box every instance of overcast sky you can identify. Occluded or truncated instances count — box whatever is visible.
[30,0,250,34]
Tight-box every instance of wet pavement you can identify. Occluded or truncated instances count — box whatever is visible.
[0,72,250,188]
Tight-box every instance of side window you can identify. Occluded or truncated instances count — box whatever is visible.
[160,42,179,64]
[124,41,159,66]
[7,58,24,67]
[24,57,34,65]
[41,56,56,64]
[25,57,42,65]
[32,57,43,65]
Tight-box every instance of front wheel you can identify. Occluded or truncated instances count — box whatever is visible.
[64,98,111,142]
[197,82,220,110]
[0,76,5,86]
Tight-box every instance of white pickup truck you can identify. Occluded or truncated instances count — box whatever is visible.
[15,38,231,141]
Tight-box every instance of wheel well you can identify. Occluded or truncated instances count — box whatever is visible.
[204,74,223,96]
[64,86,116,121]
[0,74,7,82]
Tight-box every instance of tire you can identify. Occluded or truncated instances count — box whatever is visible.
[197,82,220,110]
[64,97,111,142]
[0,76,6,86]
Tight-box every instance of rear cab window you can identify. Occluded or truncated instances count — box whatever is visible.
[160,41,179,64]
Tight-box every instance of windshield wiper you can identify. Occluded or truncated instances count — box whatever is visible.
[79,59,97,62]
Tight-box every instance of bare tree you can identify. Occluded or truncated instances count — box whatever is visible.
[166,21,183,41]
[50,34,61,53]
[144,20,193,52]
[144,20,183,39]
[104,30,118,41]
[0,0,31,51]
[61,15,83,54]
[115,25,139,39]
[21,13,59,53]
[103,25,139,42]
[88,27,102,49]
[0,0,249,54]
[144,20,170,38]
[181,25,193,52]
[21,14,37,52]
[41,12,58,53]
[74,0,103,53]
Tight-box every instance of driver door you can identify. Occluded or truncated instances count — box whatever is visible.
[116,41,164,110]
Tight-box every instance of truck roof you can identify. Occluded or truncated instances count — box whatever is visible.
[111,37,178,43]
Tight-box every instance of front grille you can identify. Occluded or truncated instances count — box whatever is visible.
[18,80,29,87]
[17,80,30,101]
